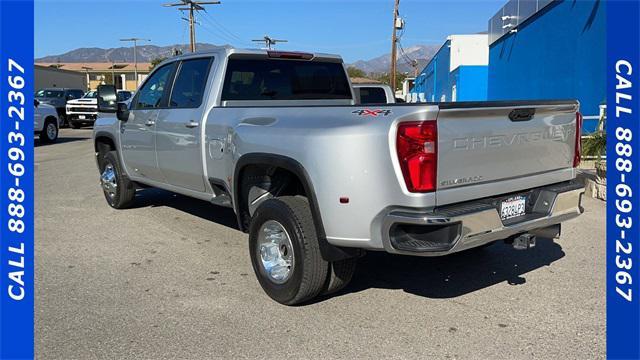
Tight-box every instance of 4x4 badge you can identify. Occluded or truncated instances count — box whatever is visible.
[352,109,392,117]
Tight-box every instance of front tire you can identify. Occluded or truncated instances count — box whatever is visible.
[249,196,329,305]
[100,151,136,209]
[39,119,58,143]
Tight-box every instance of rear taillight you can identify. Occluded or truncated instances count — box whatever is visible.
[396,121,438,192]
[573,112,583,167]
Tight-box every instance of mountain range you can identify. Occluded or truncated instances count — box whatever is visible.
[349,45,439,74]
[36,43,440,75]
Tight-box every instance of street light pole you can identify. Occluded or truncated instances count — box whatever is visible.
[120,38,151,87]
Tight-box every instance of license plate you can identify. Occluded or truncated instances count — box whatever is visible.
[79,115,85,119]
[500,196,526,220]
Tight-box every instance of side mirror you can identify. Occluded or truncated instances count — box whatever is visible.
[34,99,39,108]
[116,102,130,121]
[97,85,118,113]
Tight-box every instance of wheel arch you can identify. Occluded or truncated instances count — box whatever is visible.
[234,153,361,261]
[44,115,58,123]
[94,132,118,170]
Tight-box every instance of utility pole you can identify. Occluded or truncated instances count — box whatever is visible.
[390,0,400,92]
[251,36,287,50]
[163,0,221,52]
[120,38,150,86]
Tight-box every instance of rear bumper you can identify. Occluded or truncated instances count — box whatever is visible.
[379,180,584,256]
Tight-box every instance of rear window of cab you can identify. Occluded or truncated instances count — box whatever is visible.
[221,58,352,101]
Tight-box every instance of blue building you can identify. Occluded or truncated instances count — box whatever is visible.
[410,34,489,103]
[487,0,605,132]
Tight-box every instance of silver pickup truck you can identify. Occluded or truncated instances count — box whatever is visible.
[94,48,585,305]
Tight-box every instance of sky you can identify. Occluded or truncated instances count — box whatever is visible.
[34,0,504,63]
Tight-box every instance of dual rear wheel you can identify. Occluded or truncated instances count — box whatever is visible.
[249,196,357,305]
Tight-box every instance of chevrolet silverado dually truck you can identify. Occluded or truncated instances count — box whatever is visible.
[93,48,585,305]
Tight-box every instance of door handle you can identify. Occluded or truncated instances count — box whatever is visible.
[144,120,155,127]
[185,120,199,128]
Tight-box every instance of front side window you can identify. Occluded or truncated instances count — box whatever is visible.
[221,58,352,101]
[169,57,212,108]
[134,63,175,109]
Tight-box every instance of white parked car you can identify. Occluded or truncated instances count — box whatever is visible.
[67,90,134,129]
[34,99,60,143]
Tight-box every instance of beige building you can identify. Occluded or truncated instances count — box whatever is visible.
[35,65,87,91]
[35,62,153,91]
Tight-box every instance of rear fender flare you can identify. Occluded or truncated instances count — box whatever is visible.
[234,153,361,261]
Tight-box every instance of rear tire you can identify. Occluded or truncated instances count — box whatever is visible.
[39,119,58,143]
[100,151,136,209]
[249,196,328,305]
[322,257,357,295]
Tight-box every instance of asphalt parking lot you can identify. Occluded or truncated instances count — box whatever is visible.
[36,129,605,359]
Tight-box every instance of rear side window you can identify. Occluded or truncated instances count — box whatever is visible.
[221,58,352,101]
[169,57,212,108]
[358,87,387,104]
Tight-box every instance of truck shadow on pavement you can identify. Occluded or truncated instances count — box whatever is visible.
[131,188,240,230]
[341,240,565,299]
[127,188,566,301]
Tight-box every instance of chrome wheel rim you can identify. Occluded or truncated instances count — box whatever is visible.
[100,163,117,199]
[257,220,294,284]
[46,123,57,139]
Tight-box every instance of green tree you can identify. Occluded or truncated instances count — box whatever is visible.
[373,72,407,91]
[150,56,167,71]
[347,66,366,78]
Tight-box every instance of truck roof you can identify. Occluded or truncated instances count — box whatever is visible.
[162,47,343,64]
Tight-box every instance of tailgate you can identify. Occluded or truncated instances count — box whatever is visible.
[436,101,579,204]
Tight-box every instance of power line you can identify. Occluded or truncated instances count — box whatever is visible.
[198,12,251,46]
[163,0,221,52]
[393,8,419,77]
[199,10,248,45]
[198,21,243,46]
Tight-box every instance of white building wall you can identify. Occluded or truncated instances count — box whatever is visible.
[448,34,489,72]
